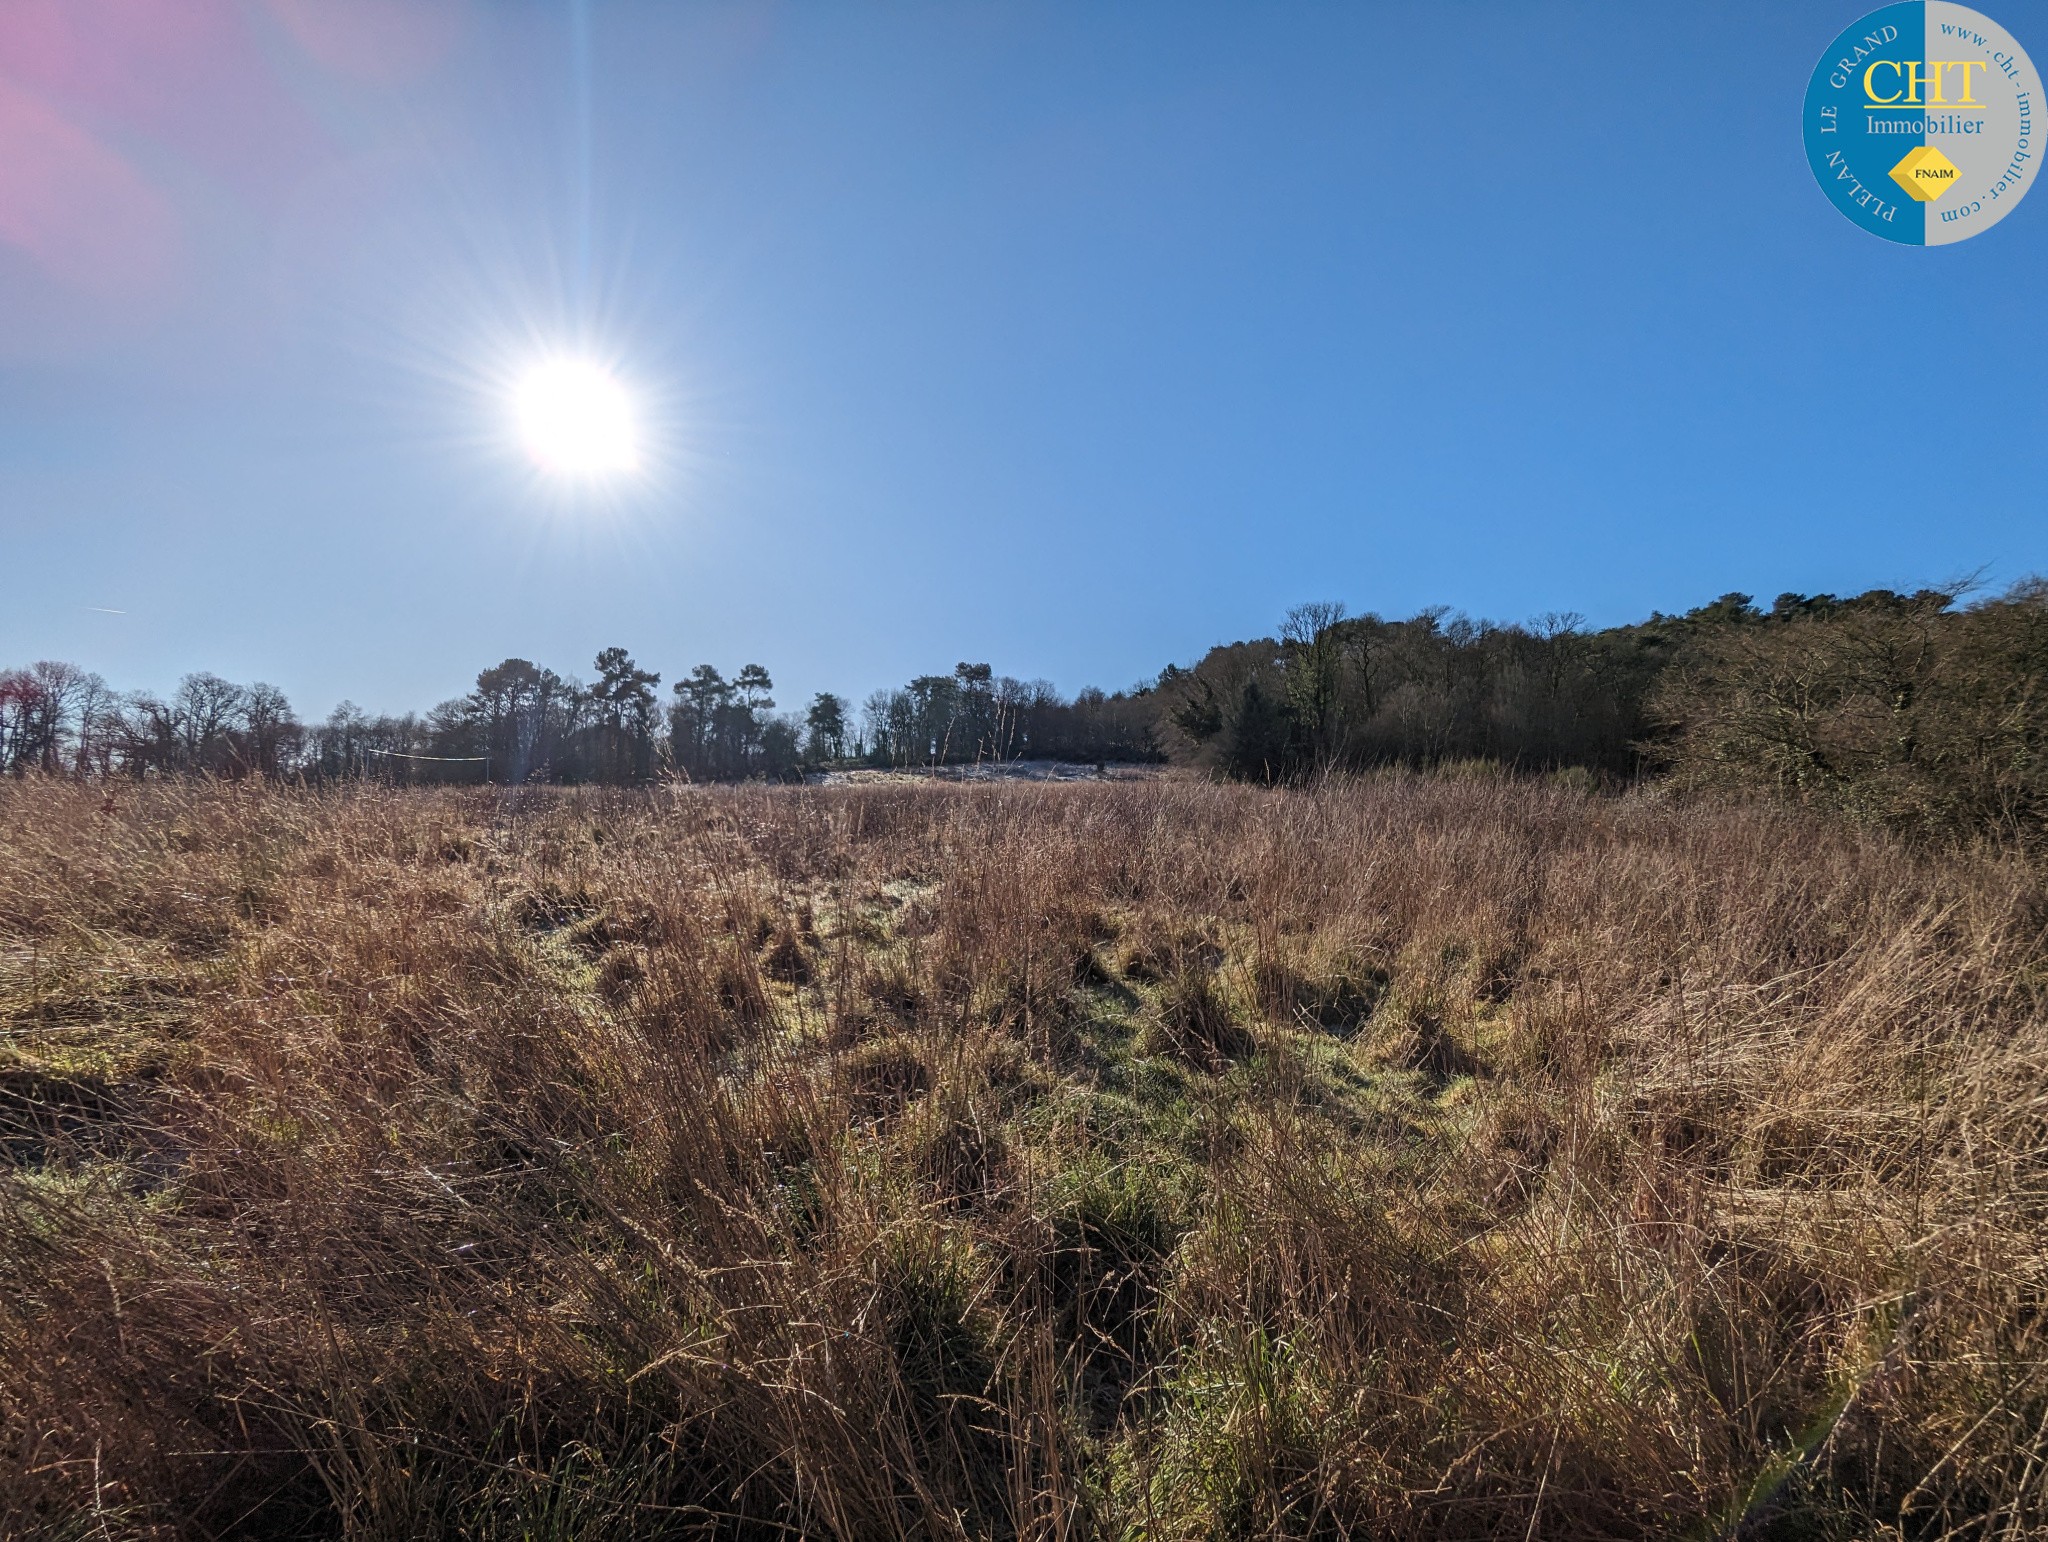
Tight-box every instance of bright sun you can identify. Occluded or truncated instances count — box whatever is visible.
[514,360,639,476]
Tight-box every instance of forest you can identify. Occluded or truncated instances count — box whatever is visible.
[4,578,2045,841]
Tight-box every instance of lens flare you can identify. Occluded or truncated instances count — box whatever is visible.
[514,359,638,475]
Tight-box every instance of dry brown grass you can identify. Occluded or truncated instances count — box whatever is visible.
[1,774,2044,1540]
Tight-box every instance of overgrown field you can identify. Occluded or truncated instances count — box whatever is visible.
[2,776,2045,1539]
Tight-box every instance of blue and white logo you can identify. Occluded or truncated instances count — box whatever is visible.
[1804,3,2038,243]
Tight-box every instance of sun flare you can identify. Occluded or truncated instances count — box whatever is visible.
[514,359,639,476]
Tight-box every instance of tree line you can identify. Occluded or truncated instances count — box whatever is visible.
[1156,580,2048,841]
[8,578,2043,839]
[0,650,1161,786]
[0,663,302,781]
[859,663,1156,769]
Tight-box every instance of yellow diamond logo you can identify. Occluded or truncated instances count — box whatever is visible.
[1889,144,1961,202]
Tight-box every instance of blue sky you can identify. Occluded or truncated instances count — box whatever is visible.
[2,0,2044,720]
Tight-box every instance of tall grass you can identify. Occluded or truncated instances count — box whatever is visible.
[2,774,2043,1538]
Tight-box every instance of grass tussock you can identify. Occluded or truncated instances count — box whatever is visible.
[1,774,2045,1539]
